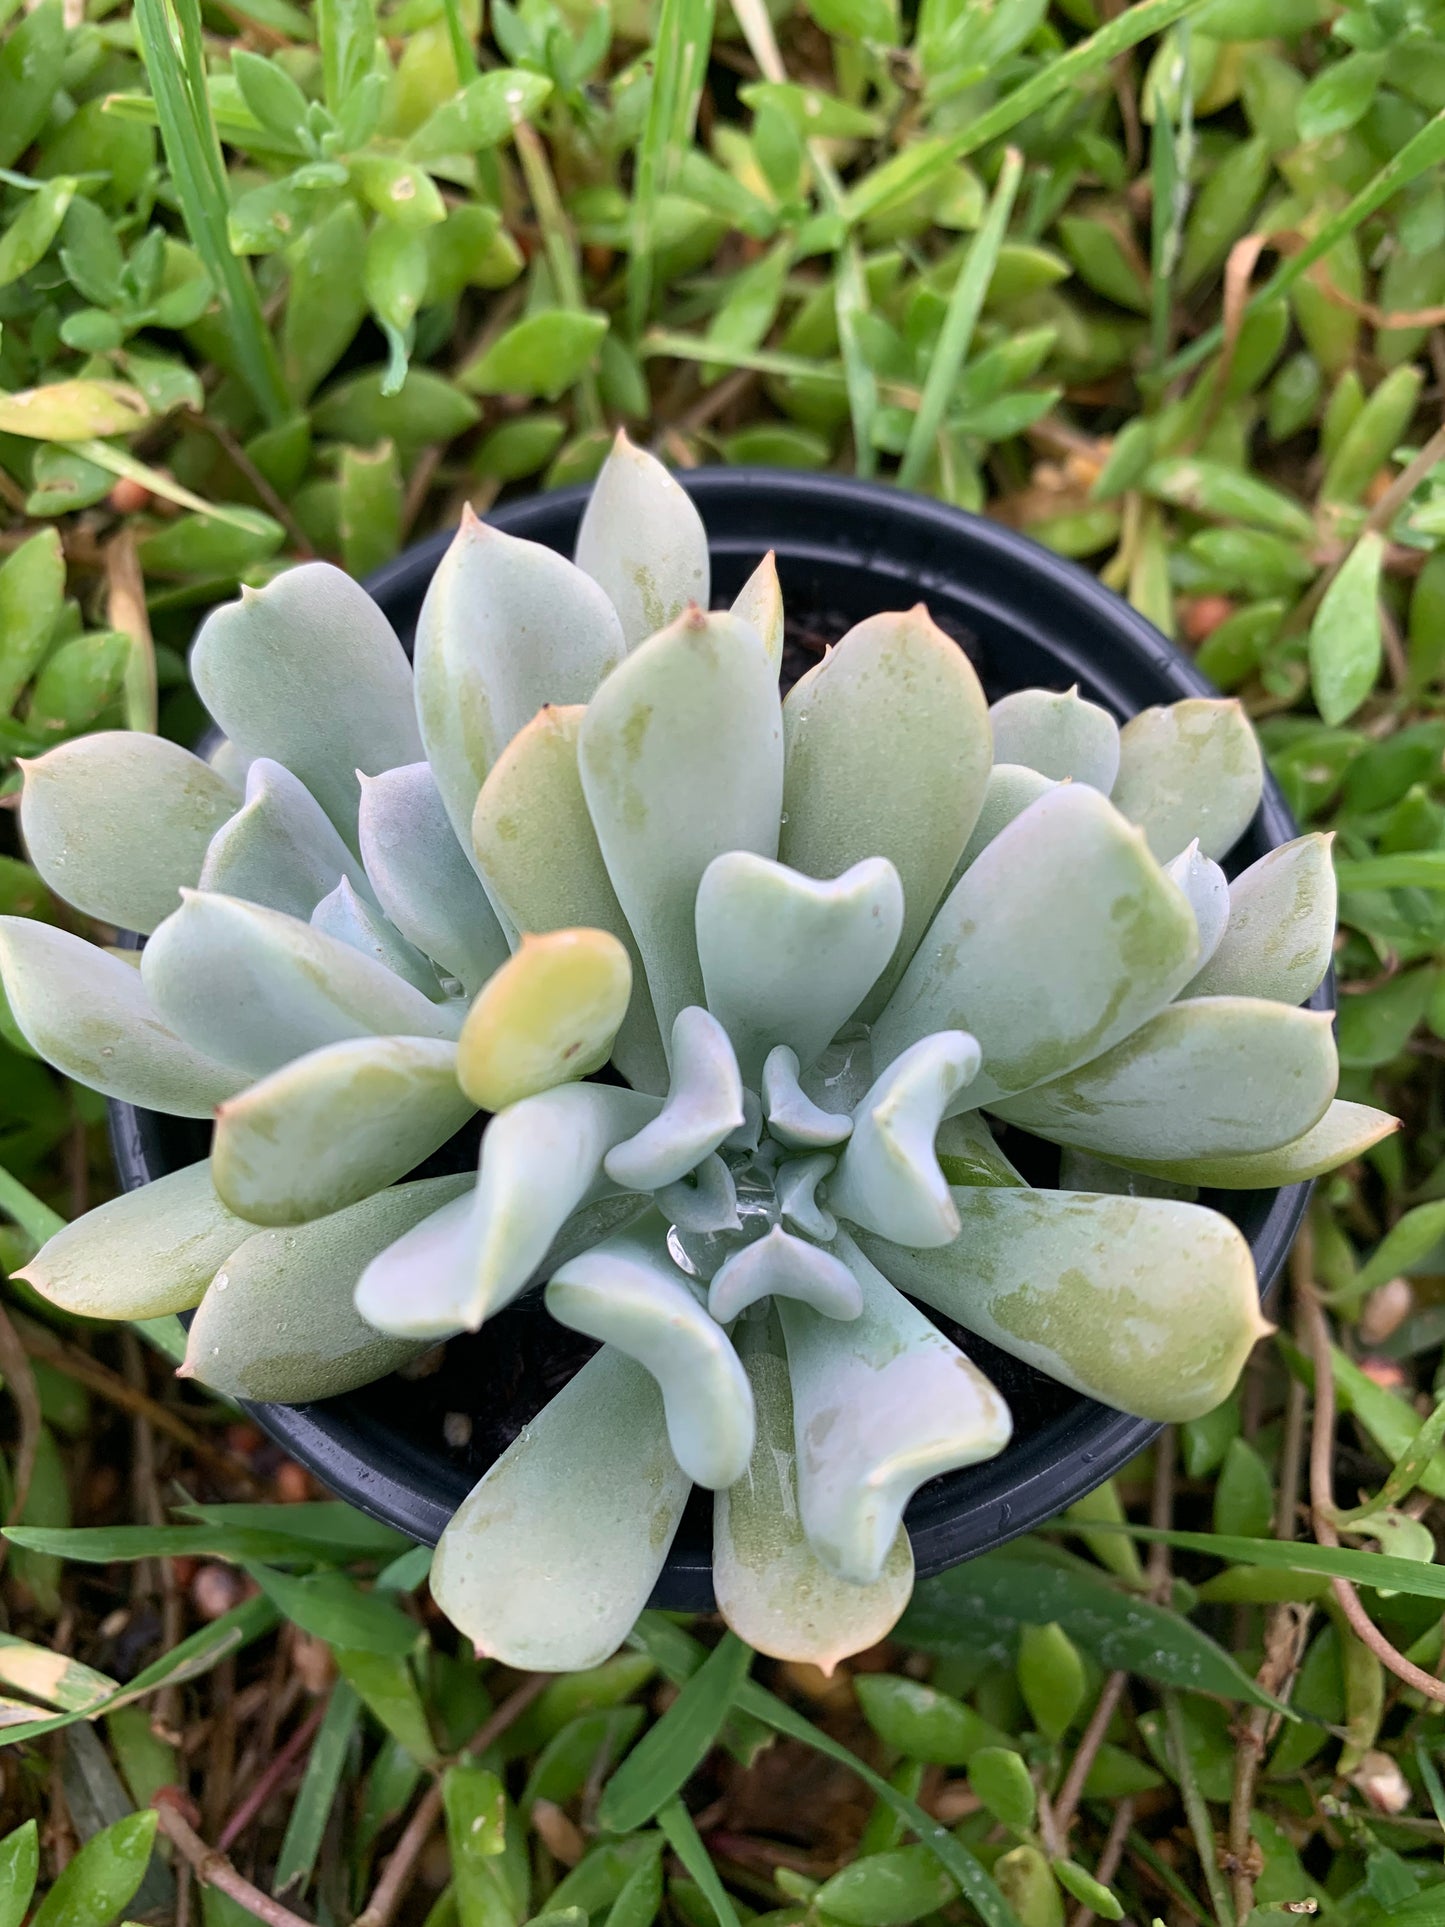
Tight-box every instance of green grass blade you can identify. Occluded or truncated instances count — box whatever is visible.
[274,1681,362,1897]
[626,0,718,338]
[0,1165,64,1246]
[1062,1522,1445,1599]
[845,0,1214,223]
[599,1633,751,1833]
[898,146,1023,491]
[131,0,291,426]
[1165,104,1445,381]
[629,1617,1021,1927]
[657,1798,743,1927]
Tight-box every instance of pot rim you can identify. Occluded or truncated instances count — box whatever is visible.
[109,469,1314,1609]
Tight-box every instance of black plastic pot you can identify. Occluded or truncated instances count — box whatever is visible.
[111,469,1314,1611]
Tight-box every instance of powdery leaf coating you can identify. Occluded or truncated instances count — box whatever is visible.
[311,878,442,996]
[991,997,1338,1160]
[579,608,784,1048]
[697,853,904,1088]
[183,1177,472,1403]
[1164,840,1230,973]
[358,762,510,994]
[355,1083,660,1336]
[472,705,666,1095]
[874,785,1200,1107]
[545,1216,755,1489]
[762,1046,852,1150]
[457,929,632,1112]
[0,916,244,1117]
[211,1034,473,1226]
[1109,697,1264,863]
[708,1226,861,1323]
[713,1308,913,1673]
[861,1186,1269,1422]
[828,1031,981,1248]
[199,758,372,922]
[1185,832,1336,1004]
[604,1008,745,1191]
[952,763,1055,880]
[573,432,711,650]
[430,1345,690,1671]
[1097,1098,1398,1189]
[141,890,464,1079]
[191,563,422,847]
[18,1160,251,1319]
[731,552,785,674]
[779,1234,1012,1586]
[780,608,991,1018]
[21,733,238,935]
[987,687,1120,790]
[414,509,625,857]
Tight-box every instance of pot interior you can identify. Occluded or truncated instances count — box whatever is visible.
[117,474,1310,1606]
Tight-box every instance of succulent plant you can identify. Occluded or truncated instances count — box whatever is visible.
[1,434,1396,1672]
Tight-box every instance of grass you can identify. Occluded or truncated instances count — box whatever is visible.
[0,0,1444,1917]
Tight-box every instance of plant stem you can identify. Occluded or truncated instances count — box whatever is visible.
[898,148,1023,491]
[154,1801,314,1927]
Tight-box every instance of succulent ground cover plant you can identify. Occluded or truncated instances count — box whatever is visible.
[0,435,1396,1673]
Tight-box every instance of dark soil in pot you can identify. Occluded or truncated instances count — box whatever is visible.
[111,469,1315,1611]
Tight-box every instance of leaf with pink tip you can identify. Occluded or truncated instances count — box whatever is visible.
[311,879,442,997]
[573,433,710,649]
[779,608,991,1017]
[1184,833,1336,1005]
[991,997,1338,1160]
[730,552,784,674]
[414,511,625,859]
[184,1177,471,1404]
[472,705,666,1093]
[987,687,1120,789]
[18,1161,252,1319]
[1092,1098,1398,1189]
[1164,840,1229,973]
[578,608,783,1047]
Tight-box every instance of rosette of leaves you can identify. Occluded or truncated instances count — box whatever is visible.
[0,436,1395,1673]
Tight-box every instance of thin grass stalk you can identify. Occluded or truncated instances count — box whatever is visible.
[898,147,1023,492]
[512,122,602,430]
[626,0,718,339]
[843,0,1215,223]
[441,0,479,83]
[1166,105,1445,381]
[726,0,879,474]
[131,0,291,428]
